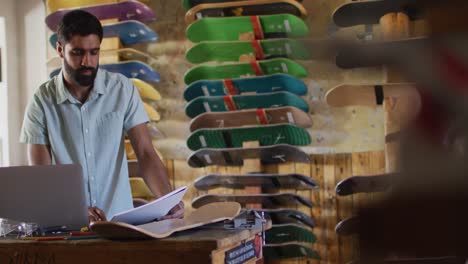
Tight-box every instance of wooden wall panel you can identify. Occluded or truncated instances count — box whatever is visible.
[166,151,385,264]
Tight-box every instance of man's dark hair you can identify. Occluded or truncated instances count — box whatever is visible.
[57,10,103,45]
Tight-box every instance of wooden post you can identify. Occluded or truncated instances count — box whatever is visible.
[241,141,262,209]
[379,12,411,173]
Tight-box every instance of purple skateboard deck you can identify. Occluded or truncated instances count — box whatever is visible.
[46,1,156,31]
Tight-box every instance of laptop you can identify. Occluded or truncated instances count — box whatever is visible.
[0,164,88,230]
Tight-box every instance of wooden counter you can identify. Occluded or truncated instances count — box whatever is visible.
[0,226,264,264]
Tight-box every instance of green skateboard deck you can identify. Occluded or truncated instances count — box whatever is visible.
[255,209,315,228]
[185,91,309,119]
[184,73,306,102]
[185,0,307,24]
[326,83,418,107]
[333,0,424,28]
[263,242,320,260]
[187,144,311,168]
[192,193,313,208]
[186,39,310,63]
[266,224,316,244]
[194,173,318,190]
[184,58,307,85]
[189,106,312,132]
[186,14,309,42]
[186,123,311,151]
[336,173,395,196]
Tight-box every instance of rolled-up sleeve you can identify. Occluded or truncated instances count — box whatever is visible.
[20,94,49,145]
[123,79,150,132]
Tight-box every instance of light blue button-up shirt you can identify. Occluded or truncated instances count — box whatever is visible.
[20,69,149,218]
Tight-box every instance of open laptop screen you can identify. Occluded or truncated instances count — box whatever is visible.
[0,164,88,230]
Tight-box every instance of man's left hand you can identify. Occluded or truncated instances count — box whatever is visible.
[157,201,184,221]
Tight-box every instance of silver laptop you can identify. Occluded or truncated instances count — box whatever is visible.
[0,164,88,230]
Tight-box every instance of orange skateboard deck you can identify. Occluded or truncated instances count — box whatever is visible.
[189,106,312,132]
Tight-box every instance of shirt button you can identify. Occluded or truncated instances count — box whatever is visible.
[92,199,96,204]
[82,107,86,111]
[87,152,92,156]
[85,129,89,133]
[91,177,95,181]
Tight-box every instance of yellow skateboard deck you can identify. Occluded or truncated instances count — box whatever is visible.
[132,79,161,101]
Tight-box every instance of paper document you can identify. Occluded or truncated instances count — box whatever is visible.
[111,186,187,225]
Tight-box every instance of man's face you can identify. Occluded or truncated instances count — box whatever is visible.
[57,34,100,87]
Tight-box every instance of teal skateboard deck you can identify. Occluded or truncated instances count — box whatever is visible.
[256,209,315,228]
[187,144,311,167]
[184,58,307,85]
[50,60,160,83]
[192,193,313,208]
[50,20,157,49]
[185,0,307,24]
[186,123,311,151]
[184,73,306,102]
[333,0,423,28]
[266,224,316,244]
[189,106,312,132]
[263,242,320,260]
[185,91,309,119]
[194,173,319,190]
[186,14,309,42]
[186,39,310,63]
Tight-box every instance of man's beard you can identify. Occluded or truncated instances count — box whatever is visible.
[63,58,98,87]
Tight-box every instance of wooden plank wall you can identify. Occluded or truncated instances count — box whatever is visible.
[163,151,385,264]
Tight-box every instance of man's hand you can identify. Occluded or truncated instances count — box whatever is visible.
[157,201,184,221]
[88,206,107,224]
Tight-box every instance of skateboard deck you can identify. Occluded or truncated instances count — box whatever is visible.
[185,0,307,24]
[336,173,395,196]
[46,1,156,31]
[47,0,114,12]
[186,38,310,63]
[129,177,154,200]
[194,173,319,190]
[255,209,315,228]
[185,91,309,119]
[325,83,418,107]
[183,0,302,10]
[50,20,157,49]
[184,58,307,85]
[187,144,310,167]
[90,202,241,240]
[266,224,316,244]
[186,14,309,42]
[189,106,312,132]
[335,216,359,236]
[335,37,427,69]
[263,242,320,259]
[47,48,158,69]
[184,73,306,102]
[333,0,424,28]
[50,61,160,83]
[132,79,161,101]
[192,193,313,209]
[143,102,160,121]
[186,123,311,151]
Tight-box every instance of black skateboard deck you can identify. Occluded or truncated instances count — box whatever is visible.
[266,224,316,244]
[333,0,424,27]
[192,193,313,209]
[263,242,320,260]
[335,216,359,236]
[194,173,319,190]
[187,144,311,168]
[254,208,315,228]
[336,173,395,196]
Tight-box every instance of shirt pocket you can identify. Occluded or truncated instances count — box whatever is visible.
[96,111,124,141]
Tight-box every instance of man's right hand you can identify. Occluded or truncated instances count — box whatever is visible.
[88,206,107,225]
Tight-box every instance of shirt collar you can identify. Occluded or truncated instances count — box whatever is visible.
[55,69,106,104]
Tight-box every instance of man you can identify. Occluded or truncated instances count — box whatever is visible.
[20,10,183,224]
